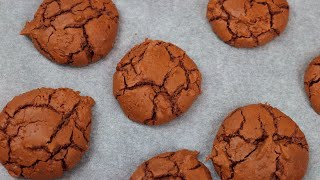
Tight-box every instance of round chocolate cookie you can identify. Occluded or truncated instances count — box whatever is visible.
[131,149,212,180]
[21,0,119,67]
[207,0,289,48]
[113,39,202,125]
[209,104,309,180]
[304,56,320,114]
[0,88,95,179]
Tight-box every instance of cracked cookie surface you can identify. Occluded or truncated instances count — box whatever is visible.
[113,39,202,126]
[21,0,119,67]
[304,56,320,114]
[207,0,289,48]
[130,149,212,180]
[209,104,308,180]
[0,88,95,179]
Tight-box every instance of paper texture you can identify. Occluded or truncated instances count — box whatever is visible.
[0,0,319,179]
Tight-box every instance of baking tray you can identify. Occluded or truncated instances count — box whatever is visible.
[0,0,319,179]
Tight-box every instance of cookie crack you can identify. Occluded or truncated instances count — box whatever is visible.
[46,100,81,146]
[116,42,150,71]
[8,127,84,174]
[306,77,320,88]
[4,105,60,133]
[168,153,181,176]
[219,4,237,44]
[3,92,83,165]
[260,105,302,148]
[23,0,118,66]
[271,153,283,180]
[227,145,258,180]
[144,161,154,179]
[1,112,11,131]
[273,134,308,150]
[4,100,81,166]
[74,110,90,142]
[33,37,55,60]
[263,1,280,35]
[208,0,289,47]
[215,107,275,180]
[5,120,47,165]
[44,1,85,21]
[117,41,201,124]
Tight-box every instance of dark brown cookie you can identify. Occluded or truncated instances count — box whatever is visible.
[131,149,212,180]
[21,0,119,67]
[209,104,309,180]
[304,56,320,114]
[0,88,95,179]
[113,39,202,126]
[207,0,289,48]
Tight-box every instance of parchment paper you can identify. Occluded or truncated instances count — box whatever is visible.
[0,0,319,179]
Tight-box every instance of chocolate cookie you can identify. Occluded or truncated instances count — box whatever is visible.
[0,88,95,179]
[21,0,119,67]
[209,104,309,180]
[207,0,289,48]
[131,149,212,180]
[113,39,202,125]
[304,56,320,114]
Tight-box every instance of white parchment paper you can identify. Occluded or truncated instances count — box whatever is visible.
[0,0,319,179]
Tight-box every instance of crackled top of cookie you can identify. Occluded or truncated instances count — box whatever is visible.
[130,149,212,180]
[0,88,95,179]
[21,0,119,67]
[304,56,320,114]
[113,39,202,126]
[207,0,289,48]
[210,104,308,180]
